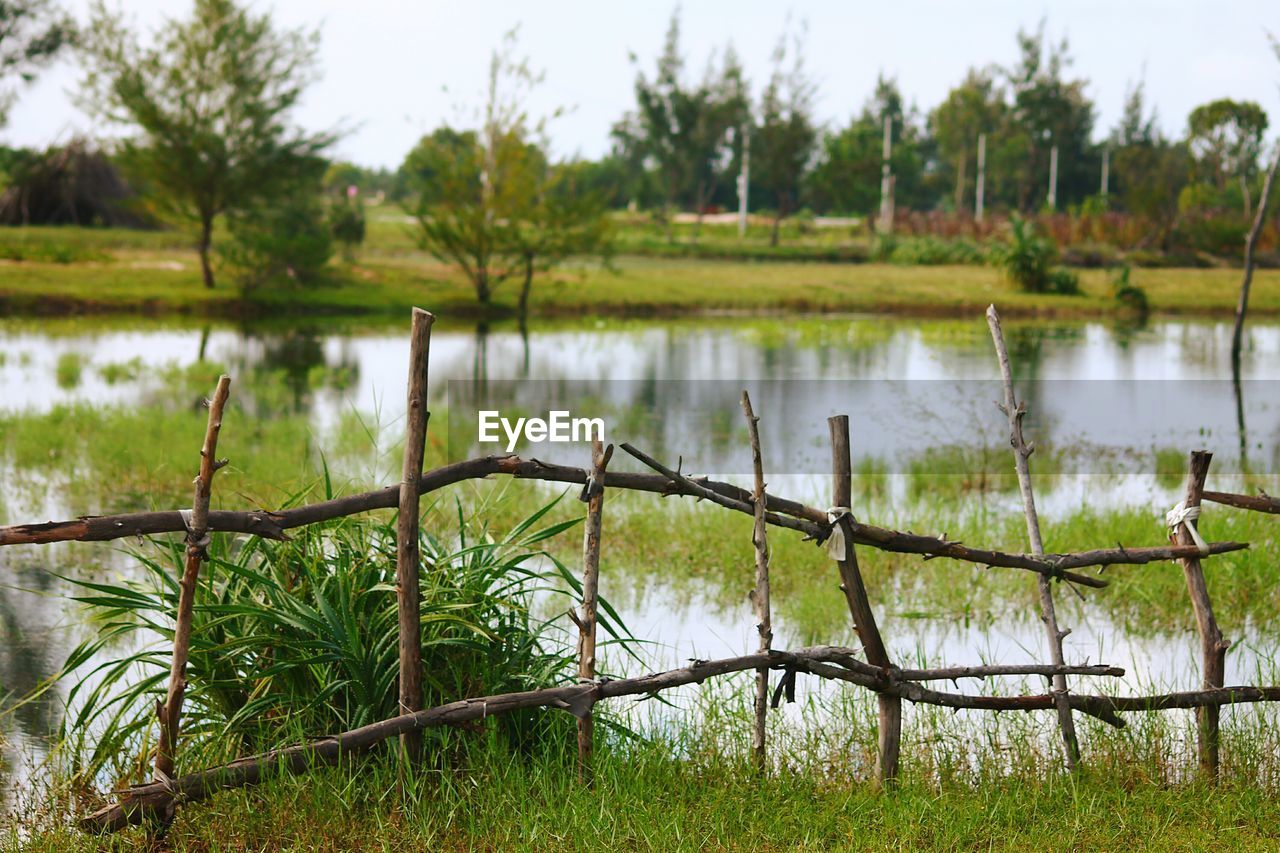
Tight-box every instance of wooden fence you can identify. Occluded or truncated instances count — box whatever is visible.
[2,305,1278,836]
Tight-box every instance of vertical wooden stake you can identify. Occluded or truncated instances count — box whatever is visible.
[828,415,901,786]
[1172,451,1229,779]
[397,308,434,757]
[576,438,611,783]
[986,305,1080,770]
[155,375,231,783]
[741,391,772,771]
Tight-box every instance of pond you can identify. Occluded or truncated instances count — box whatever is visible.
[3,312,1279,813]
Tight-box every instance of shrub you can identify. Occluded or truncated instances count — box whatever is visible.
[990,215,1079,294]
[53,495,624,783]
[329,195,366,261]
[1111,265,1148,316]
[221,194,333,294]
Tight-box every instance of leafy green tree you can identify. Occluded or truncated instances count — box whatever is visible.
[1109,82,1189,248]
[78,0,335,288]
[1186,98,1269,216]
[811,76,932,216]
[0,0,73,126]
[1004,22,1097,211]
[752,27,817,245]
[618,10,749,239]
[929,68,1006,213]
[411,32,610,316]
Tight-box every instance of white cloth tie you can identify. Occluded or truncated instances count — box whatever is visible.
[1165,501,1210,556]
[826,506,853,560]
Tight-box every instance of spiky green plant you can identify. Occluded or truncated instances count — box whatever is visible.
[52,492,628,787]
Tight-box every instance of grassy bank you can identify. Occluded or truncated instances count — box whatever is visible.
[1,224,1278,319]
[17,736,1280,851]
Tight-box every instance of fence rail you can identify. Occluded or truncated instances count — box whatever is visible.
[4,305,1276,837]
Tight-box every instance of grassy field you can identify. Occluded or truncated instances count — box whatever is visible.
[1,220,1278,319]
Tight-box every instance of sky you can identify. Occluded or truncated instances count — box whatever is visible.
[5,0,1279,169]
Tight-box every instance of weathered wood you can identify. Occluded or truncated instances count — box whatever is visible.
[893,662,1124,682]
[1232,142,1280,363]
[155,376,231,783]
[1203,490,1280,516]
[1172,451,1229,779]
[575,438,611,783]
[741,391,772,771]
[987,304,1080,770]
[0,456,1249,586]
[83,638,1280,834]
[396,308,434,757]
[828,414,901,785]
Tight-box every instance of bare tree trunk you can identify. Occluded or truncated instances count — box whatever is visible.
[396,308,434,757]
[155,376,232,783]
[986,305,1081,770]
[198,214,216,289]
[1231,144,1280,365]
[517,253,535,321]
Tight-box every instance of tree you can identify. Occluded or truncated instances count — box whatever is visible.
[410,32,611,316]
[1186,98,1269,217]
[1109,82,1189,248]
[929,68,1005,213]
[618,9,749,240]
[811,76,932,216]
[1004,22,1097,212]
[0,0,73,126]
[79,0,334,288]
[752,26,817,245]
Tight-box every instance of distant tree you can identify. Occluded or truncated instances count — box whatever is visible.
[1108,86,1190,249]
[1186,98,1269,217]
[0,0,74,126]
[1004,22,1097,212]
[752,26,817,245]
[929,68,1006,213]
[78,0,335,288]
[619,9,749,240]
[811,75,932,216]
[411,31,610,317]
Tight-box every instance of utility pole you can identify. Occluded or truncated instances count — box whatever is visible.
[975,132,987,222]
[1047,144,1059,211]
[1100,147,1110,202]
[737,126,750,239]
[879,114,894,233]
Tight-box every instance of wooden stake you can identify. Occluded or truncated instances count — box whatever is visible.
[742,391,772,770]
[576,437,611,783]
[828,415,901,785]
[396,307,434,756]
[1231,142,1280,366]
[986,304,1080,770]
[1172,451,1229,779]
[154,375,231,783]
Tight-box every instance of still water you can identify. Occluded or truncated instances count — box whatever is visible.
[2,313,1279,812]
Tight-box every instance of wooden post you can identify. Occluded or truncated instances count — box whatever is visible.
[1231,142,1280,366]
[828,415,901,785]
[397,308,434,756]
[986,305,1080,770]
[154,375,231,783]
[1172,451,1229,779]
[742,391,772,770]
[1047,144,1059,211]
[575,437,611,782]
[975,133,987,223]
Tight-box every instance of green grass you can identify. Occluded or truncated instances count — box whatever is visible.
[1,222,1277,319]
[16,726,1280,851]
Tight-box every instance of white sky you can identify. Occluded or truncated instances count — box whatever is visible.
[5,1,1278,169]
